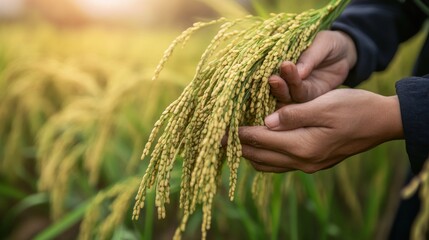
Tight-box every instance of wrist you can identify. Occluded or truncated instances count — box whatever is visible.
[381,95,404,140]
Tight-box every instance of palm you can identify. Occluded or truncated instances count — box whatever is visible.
[303,58,350,95]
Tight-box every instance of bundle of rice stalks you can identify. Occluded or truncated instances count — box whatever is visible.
[37,77,184,219]
[79,177,141,240]
[132,0,350,239]
[0,60,101,179]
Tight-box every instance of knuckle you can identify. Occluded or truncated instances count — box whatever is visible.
[295,143,322,162]
[240,129,261,148]
[295,148,327,174]
[249,136,261,148]
[249,161,263,172]
[293,147,308,159]
[301,164,321,174]
[278,107,293,123]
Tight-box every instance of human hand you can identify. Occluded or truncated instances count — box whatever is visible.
[270,30,357,108]
[238,89,403,173]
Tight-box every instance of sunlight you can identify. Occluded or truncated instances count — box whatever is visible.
[74,0,146,18]
[0,0,25,17]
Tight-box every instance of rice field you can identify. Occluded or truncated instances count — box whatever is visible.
[0,0,427,239]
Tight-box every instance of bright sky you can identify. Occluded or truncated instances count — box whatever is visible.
[0,0,148,20]
[0,0,25,17]
[74,0,146,19]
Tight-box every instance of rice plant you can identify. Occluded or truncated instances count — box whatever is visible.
[0,60,102,179]
[36,74,184,218]
[132,1,351,239]
[0,21,200,239]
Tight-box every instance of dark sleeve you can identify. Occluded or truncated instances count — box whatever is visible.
[396,75,429,174]
[331,0,427,87]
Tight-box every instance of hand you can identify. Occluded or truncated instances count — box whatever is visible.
[238,89,403,173]
[269,30,357,108]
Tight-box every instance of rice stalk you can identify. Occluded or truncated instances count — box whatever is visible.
[132,1,350,239]
[402,158,429,240]
[37,78,183,218]
[0,60,101,179]
[78,177,140,240]
[37,97,99,219]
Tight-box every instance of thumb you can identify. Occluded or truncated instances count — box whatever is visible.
[264,103,319,131]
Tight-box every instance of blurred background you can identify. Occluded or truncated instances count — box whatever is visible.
[0,0,426,239]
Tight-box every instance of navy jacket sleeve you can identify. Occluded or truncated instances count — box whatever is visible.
[331,0,429,174]
[396,76,429,174]
[331,0,427,87]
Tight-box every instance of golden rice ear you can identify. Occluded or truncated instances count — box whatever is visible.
[79,177,140,240]
[401,158,429,240]
[0,60,101,181]
[133,1,350,239]
[152,18,227,82]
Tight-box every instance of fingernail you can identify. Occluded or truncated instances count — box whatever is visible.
[265,112,279,129]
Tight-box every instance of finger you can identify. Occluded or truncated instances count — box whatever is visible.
[238,126,302,153]
[279,61,309,103]
[248,160,293,173]
[296,31,333,79]
[269,75,292,103]
[243,144,334,174]
[264,103,322,130]
[279,61,301,87]
[241,144,297,170]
